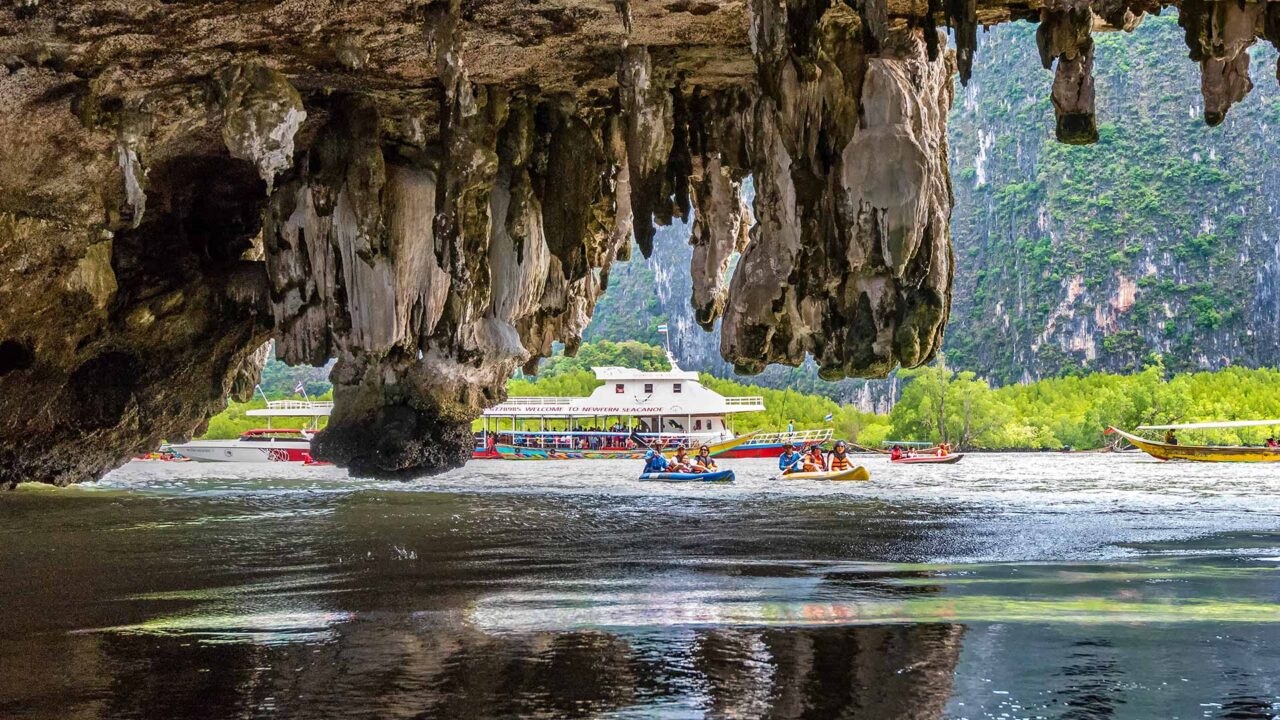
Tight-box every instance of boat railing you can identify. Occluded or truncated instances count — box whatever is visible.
[492,396,569,406]
[723,396,766,406]
[264,400,335,411]
[480,429,731,450]
[746,428,834,445]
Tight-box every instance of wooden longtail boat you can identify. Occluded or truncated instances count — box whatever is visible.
[1106,425,1280,462]
[492,432,758,461]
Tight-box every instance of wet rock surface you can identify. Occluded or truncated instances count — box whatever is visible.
[2,0,1279,483]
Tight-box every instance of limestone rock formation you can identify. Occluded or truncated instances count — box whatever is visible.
[3,0,1280,484]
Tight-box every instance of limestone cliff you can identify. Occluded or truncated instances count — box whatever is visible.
[2,0,1279,484]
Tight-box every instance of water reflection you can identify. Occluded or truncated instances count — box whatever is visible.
[7,620,964,719]
[3,455,1280,718]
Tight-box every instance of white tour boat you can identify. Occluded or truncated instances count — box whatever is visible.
[475,354,832,459]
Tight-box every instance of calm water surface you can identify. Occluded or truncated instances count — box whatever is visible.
[2,453,1279,719]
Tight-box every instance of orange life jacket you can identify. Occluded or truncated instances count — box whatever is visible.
[829,451,851,471]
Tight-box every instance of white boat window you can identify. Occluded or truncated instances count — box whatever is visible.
[673,383,682,393]
[644,383,653,393]
[615,383,625,394]
[694,419,702,430]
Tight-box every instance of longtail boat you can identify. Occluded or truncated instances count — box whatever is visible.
[1106,423,1280,462]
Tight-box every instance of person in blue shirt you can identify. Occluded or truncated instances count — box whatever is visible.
[778,442,804,474]
[643,448,670,474]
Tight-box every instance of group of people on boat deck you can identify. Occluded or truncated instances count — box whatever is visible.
[889,443,952,460]
[642,444,718,474]
[778,440,854,474]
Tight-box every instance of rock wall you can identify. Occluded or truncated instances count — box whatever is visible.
[947,13,1280,382]
[3,0,1280,483]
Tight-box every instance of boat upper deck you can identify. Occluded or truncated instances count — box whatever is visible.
[486,364,765,418]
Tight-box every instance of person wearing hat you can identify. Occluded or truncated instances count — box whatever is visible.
[827,439,853,471]
[778,441,804,474]
[642,448,670,474]
[802,444,827,472]
[692,444,717,472]
[671,445,696,473]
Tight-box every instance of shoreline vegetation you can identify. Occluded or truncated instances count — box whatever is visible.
[202,341,1280,450]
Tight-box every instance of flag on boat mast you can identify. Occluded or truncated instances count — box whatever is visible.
[293,380,309,401]
[656,323,670,352]
[824,413,834,422]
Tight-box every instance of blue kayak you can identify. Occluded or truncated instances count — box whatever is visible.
[638,469,735,483]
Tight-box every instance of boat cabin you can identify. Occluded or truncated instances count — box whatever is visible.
[480,358,765,450]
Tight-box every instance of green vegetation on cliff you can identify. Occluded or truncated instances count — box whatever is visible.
[947,16,1280,382]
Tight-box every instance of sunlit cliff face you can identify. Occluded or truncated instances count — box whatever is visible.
[2,0,1278,484]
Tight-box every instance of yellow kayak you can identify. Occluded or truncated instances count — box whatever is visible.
[775,466,870,482]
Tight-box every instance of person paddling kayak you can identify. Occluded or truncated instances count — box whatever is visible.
[778,442,804,474]
[643,449,670,474]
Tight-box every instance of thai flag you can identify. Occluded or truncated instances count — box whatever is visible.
[294,381,306,394]
[656,324,668,333]
[824,413,833,422]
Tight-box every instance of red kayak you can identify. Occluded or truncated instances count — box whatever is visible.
[891,453,964,464]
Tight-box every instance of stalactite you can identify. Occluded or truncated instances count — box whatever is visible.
[1179,0,1263,125]
[1037,0,1098,144]
[722,0,954,379]
[946,0,978,84]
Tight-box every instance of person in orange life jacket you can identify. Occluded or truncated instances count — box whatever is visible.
[890,445,904,461]
[827,440,853,471]
[802,444,827,472]
[778,442,804,474]
[693,445,717,472]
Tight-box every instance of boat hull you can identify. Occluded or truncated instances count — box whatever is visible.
[1107,427,1280,462]
[639,470,735,483]
[167,441,311,463]
[775,467,870,482]
[891,454,964,465]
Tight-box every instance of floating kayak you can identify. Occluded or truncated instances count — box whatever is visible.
[775,466,870,482]
[639,469,736,483]
[891,454,964,465]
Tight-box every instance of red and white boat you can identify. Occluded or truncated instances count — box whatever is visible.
[890,453,964,465]
[166,400,333,463]
[166,428,316,463]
